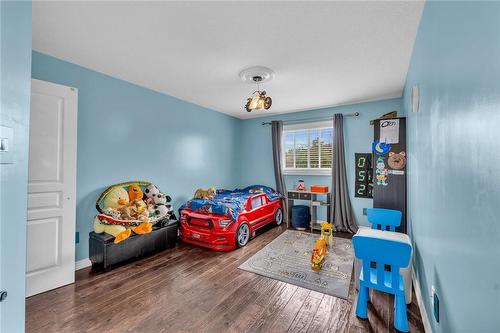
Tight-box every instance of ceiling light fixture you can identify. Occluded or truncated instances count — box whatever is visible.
[239,67,274,113]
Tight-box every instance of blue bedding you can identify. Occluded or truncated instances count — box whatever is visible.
[179,185,283,221]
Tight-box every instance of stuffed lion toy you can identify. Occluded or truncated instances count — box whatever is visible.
[193,187,216,199]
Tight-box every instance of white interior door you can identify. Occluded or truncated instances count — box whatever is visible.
[26,79,77,297]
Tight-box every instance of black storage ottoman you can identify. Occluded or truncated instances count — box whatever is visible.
[89,219,178,271]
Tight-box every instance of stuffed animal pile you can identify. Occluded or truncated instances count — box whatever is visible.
[94,182,173,244]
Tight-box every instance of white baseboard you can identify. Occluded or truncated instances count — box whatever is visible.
[75,258,92,271]
[412,266,433,333]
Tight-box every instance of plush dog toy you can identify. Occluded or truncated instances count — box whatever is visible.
[154,192,172,204]
[150,204,169,217]
[144,184,172,219]
[193,187,216,199]
[144,184,172,205]
[144,184,160,201]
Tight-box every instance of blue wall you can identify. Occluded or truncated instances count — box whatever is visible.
[0,1,32,332]
[403,2,500,332]
[31,50,403,261]
[31,52,242,261]
[239,98,403,227]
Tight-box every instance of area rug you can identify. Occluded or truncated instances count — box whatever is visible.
[238,230,354,299]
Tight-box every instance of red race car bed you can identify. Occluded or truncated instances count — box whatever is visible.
[179,185,283,251]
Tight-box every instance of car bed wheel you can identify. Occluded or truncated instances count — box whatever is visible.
[236,223,250,248]
[274,208,283,226]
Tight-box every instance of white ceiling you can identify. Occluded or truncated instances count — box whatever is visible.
[32,1,424,119]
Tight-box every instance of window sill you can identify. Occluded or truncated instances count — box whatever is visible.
[283,169,332,176]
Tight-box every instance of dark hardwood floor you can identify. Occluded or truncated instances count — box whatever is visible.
[26,224,424,333]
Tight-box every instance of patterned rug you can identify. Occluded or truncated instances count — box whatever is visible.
[238,230,354,299]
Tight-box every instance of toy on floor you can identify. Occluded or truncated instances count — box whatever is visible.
[310,237,327,270]
[93,181,173,244]
[193,187,216,199]
[321,222,334,248]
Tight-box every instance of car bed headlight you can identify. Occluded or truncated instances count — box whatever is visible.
[218,219,232,227]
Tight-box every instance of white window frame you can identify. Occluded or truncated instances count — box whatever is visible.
[281,120,333,176]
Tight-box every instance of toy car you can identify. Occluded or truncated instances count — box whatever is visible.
[179,185,283,251]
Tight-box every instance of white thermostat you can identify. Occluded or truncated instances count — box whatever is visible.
[0,125,14,164]
[412,85,420,113]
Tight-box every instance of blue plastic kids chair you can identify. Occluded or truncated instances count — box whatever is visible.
[367,208,402,231]
[353,235,412,332]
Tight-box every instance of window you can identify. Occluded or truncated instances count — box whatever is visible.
[251,196,263,209]
[282,121,333,175]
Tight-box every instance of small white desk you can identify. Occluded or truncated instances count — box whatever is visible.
[286,190,332,232]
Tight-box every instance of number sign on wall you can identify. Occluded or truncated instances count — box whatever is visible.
[355,153,373,198]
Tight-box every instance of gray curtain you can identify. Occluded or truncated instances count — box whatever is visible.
[271,121,287,218]
[331,114,358,233]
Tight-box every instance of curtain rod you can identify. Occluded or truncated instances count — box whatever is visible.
[261,112,360,126]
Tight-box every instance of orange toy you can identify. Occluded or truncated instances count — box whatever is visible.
[133,222,153,235]
[128,184,144,201]
[114,229,132,244]
[311,238,327,270]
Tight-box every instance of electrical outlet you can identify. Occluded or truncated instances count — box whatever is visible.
[434,292,440,323]
[75,231,79,244]
[431,285,439,322]
[363,208,368,216]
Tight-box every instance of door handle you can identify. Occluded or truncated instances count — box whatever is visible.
[0,291,7,302]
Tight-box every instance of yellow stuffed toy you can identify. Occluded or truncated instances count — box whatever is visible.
[103,186,129,208]
[94,217,152,244]
[93,217,131,244]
